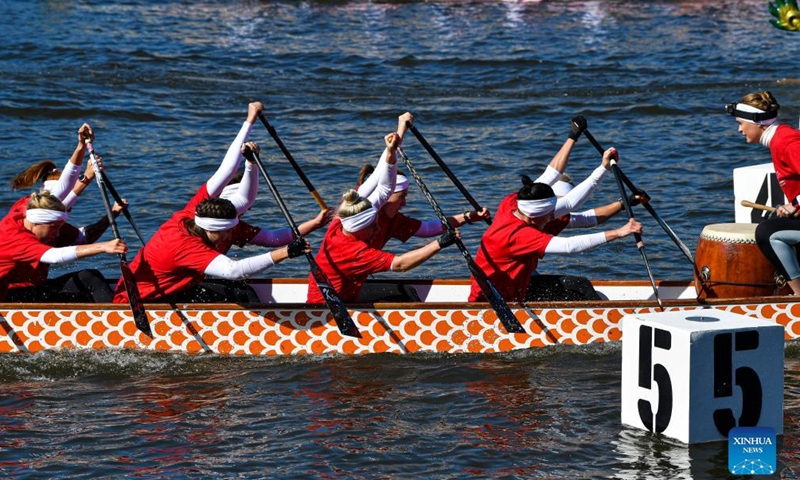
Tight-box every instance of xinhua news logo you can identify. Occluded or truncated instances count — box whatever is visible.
[728,426,776,475]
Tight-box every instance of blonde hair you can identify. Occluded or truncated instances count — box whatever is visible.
[338,189,372,218]
[740,91,780,113]
[12,161,59,190]
[27,191,67,212]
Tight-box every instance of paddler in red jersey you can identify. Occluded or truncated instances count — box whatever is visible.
[112,102,309,304]
[469,147,642,303]
[307,126,459,304]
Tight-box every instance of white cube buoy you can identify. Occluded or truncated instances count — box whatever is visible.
[621,310,784,444]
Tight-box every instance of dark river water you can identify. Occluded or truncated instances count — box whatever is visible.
[2,0,800,477]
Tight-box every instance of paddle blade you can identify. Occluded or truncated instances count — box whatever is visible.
[477,276,525,334]
[309,264,361,338]
[466,259,525,334]
[120,260,152,337]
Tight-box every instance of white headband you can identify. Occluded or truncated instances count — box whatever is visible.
[340,206,378,232]
[394,174,410,193]
[42,180,59,193]
[731,103,778,126]
[26,208,68,224]
[194,215,239,232]
[517,197,557,218]
[552,180,574,197]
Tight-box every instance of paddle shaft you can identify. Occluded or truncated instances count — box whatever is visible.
[244,149,360,338]
[85,142,152,336]
[80,144,147,246]
[582,128,695,266]
[100,173,147,246]
[258,114,328,210]
[407,124,492,225]
[398,147,525,334]
[610,159,664,310]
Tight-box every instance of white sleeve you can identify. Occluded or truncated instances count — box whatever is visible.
[544,232,607,254]
[249,228,295,247]
[227,163,260,215]
[207,121,253,197]
[39,246,79,264]
[565,210,599,229]
[553,166,608,218]
[356,165,380,198]
[203,252,276,280]
[50,161,81,201]
[414,218,445,237]
[62,191,79,210]
[240,161,259,212]
[533,166,562,186]
[367,149,397,211]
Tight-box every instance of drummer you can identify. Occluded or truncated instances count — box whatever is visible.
[728,90,800,295]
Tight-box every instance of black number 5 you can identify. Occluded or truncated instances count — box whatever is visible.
[637,325,673,433]
[712,331,762,436]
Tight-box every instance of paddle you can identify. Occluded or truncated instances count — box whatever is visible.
[407,124,492,225]
[100,174,147,246]
[579,131,663,310]
[258,114,328,210]
[582,129,695,267]
[241,146,360,338]
[85,141,152,337]
[82,148,146,246]
[397,147,525,334]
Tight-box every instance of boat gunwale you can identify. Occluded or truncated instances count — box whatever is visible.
[0,296,796,311]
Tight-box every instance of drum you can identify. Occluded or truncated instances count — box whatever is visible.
[694,223,789,298]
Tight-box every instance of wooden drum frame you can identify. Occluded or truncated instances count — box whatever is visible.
[694,223,788,298]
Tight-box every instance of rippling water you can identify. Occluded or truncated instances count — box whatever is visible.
[2,0,800,477]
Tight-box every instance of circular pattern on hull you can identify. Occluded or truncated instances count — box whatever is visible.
[0,303,796,355]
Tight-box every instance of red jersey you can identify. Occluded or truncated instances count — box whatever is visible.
[307,217,395,303]
[113,185,224,303]
[0,197,80,300]
[770,125,800,203]
[468,193,553,302]
[370,211,422,249]
[543,214,570,236]
[218,219,261,253]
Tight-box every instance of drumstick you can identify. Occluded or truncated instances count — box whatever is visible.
[740,200,776,212]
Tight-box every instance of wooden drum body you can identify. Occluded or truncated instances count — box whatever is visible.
[694,223,788,298]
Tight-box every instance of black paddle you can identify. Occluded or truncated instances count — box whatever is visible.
[398,147,525,334]
[85,141,152,337]
[99,173,146,246]
[582,130,695,268]
[82,148,146,246]
[241,147,360,338]
[407,124,492,225]
[258,114,328,210]
[580,131,663,310]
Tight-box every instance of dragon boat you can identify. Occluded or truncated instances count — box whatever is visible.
[0,273,797,356]
[2,160,796,357]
